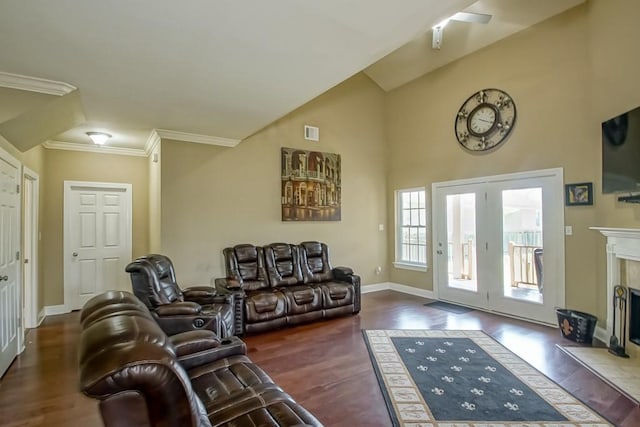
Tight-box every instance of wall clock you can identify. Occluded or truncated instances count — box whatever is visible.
[455,88,516,151]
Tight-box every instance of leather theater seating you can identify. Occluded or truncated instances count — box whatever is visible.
[78,291,323,427]
[215,241,360,334]
[126,254,235,337]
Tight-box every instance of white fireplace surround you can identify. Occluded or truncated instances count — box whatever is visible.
[591,227,640,345]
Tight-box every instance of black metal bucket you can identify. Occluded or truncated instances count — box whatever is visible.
[556,309,597,344]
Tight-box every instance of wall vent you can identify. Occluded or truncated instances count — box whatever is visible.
[304,125,319,141]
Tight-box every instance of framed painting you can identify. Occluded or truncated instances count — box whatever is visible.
[281,147,341,221]
[565,182,593,206]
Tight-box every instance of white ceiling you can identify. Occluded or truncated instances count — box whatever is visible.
[0,0,584,153]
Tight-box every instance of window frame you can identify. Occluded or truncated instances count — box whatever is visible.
[393,187,428,272]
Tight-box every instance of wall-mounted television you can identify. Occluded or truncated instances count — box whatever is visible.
[602,105,640,194]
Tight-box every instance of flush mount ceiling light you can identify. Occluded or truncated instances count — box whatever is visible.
[86,131,112,145]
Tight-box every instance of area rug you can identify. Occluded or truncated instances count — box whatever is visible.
[424,301,474,314]
[363,329,612,427]
[559,345,640,405]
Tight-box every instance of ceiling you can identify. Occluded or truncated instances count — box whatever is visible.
[0,0,584,154]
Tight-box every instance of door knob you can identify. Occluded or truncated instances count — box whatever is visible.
[437,250,443,255]
[0,275,8,281]
[73,252,78,257]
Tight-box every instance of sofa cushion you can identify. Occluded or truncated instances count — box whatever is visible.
[320,281,354,309]
[245,290,286,324]
[265,243,304,287]
[300,241,333,283]
[280,285,322,315]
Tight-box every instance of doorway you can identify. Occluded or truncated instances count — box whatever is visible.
[64,181,132,310]
[433,168,565,324]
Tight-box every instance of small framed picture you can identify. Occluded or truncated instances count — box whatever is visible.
[565,182,593,206]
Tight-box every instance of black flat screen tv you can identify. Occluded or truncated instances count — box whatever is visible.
[602,105,640,194]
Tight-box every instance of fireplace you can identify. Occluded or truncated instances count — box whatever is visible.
[592,227,640,358]
[630,288,640,346]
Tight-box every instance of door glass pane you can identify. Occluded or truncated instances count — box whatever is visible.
[502,188,543,303]
[446,193,477,291]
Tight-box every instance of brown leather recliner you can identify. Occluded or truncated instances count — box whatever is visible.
[79,291,323,427]
[299,241,361,318]
[126,254,235,337]
[265,243,324,326]
[221,244,287,334]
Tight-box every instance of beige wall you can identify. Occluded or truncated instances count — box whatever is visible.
[386,2,640,320]
[42,149,149,306]
[161,74,388,286]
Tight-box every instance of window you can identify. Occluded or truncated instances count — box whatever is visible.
[394,188,427,270]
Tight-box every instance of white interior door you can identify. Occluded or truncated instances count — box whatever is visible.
[0,149,21,378]
[64,182,132,310]
[433,169,565,325]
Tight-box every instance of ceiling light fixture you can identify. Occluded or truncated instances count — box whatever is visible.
[86,131,112,145]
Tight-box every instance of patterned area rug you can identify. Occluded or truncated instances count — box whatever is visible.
[363,329,612,427]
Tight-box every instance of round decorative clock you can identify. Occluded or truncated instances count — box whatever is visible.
[455,88,516,151]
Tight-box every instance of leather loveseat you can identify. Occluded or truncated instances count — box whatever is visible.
[126,254,235,337]
[215,241,360,334]
[79,291,323,427]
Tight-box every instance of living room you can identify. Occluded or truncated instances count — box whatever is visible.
[1,1,640,426]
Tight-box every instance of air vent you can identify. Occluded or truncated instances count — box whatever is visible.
[304,125,319,141]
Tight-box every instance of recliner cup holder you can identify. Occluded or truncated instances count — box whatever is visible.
[221,339,233,345]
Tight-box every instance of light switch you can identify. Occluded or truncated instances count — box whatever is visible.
[565,226,573,236]
[378,224,384,231]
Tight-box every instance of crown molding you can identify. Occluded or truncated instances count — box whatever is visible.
[0,71,76,96]
[43,140,147,157]
[144,130,161,156]
[155,129,240,147]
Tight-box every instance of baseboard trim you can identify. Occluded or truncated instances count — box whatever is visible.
[594,326,609,345]
[45,304,71,316]
[36,308,46,327]
[362,282,435,300]
[361,282,392,293]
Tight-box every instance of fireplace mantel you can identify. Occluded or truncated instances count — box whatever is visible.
[591,227,640,350]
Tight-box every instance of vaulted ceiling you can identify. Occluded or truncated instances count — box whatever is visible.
[0,0,584,154]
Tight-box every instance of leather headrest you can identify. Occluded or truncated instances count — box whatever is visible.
[146,255,172,279]
[234,244,258,263]
[268,243,292,260]
[301,241,323,257]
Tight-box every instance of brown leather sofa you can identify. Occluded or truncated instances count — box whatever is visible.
[79,291,323,427]
[126,254,235,337]
[215,241,360,334]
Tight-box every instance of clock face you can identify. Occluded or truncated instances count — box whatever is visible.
[468,104,497,136]
[455,89,516,152]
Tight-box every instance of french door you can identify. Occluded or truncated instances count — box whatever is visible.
[432,169,565,324]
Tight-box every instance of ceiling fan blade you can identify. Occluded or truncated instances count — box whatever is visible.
[451,12,492,24]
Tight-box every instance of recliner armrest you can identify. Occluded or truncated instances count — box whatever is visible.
[332,266,354,280]
[155,301,201,316]
[183,285,217,305]
[215,277,242,291]
[170,330,223,370]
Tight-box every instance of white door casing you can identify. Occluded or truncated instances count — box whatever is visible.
[0,147,21,378]
[64,181,132,310]
[23,167,39,329]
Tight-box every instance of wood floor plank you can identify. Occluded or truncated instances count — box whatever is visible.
[0,290,637,426]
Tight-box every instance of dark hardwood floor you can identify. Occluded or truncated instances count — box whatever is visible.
[0,290,637,426]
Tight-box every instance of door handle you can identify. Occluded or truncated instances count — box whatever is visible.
[437,250,443,255]
[0,275,8,281]
[72,252,78,257]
